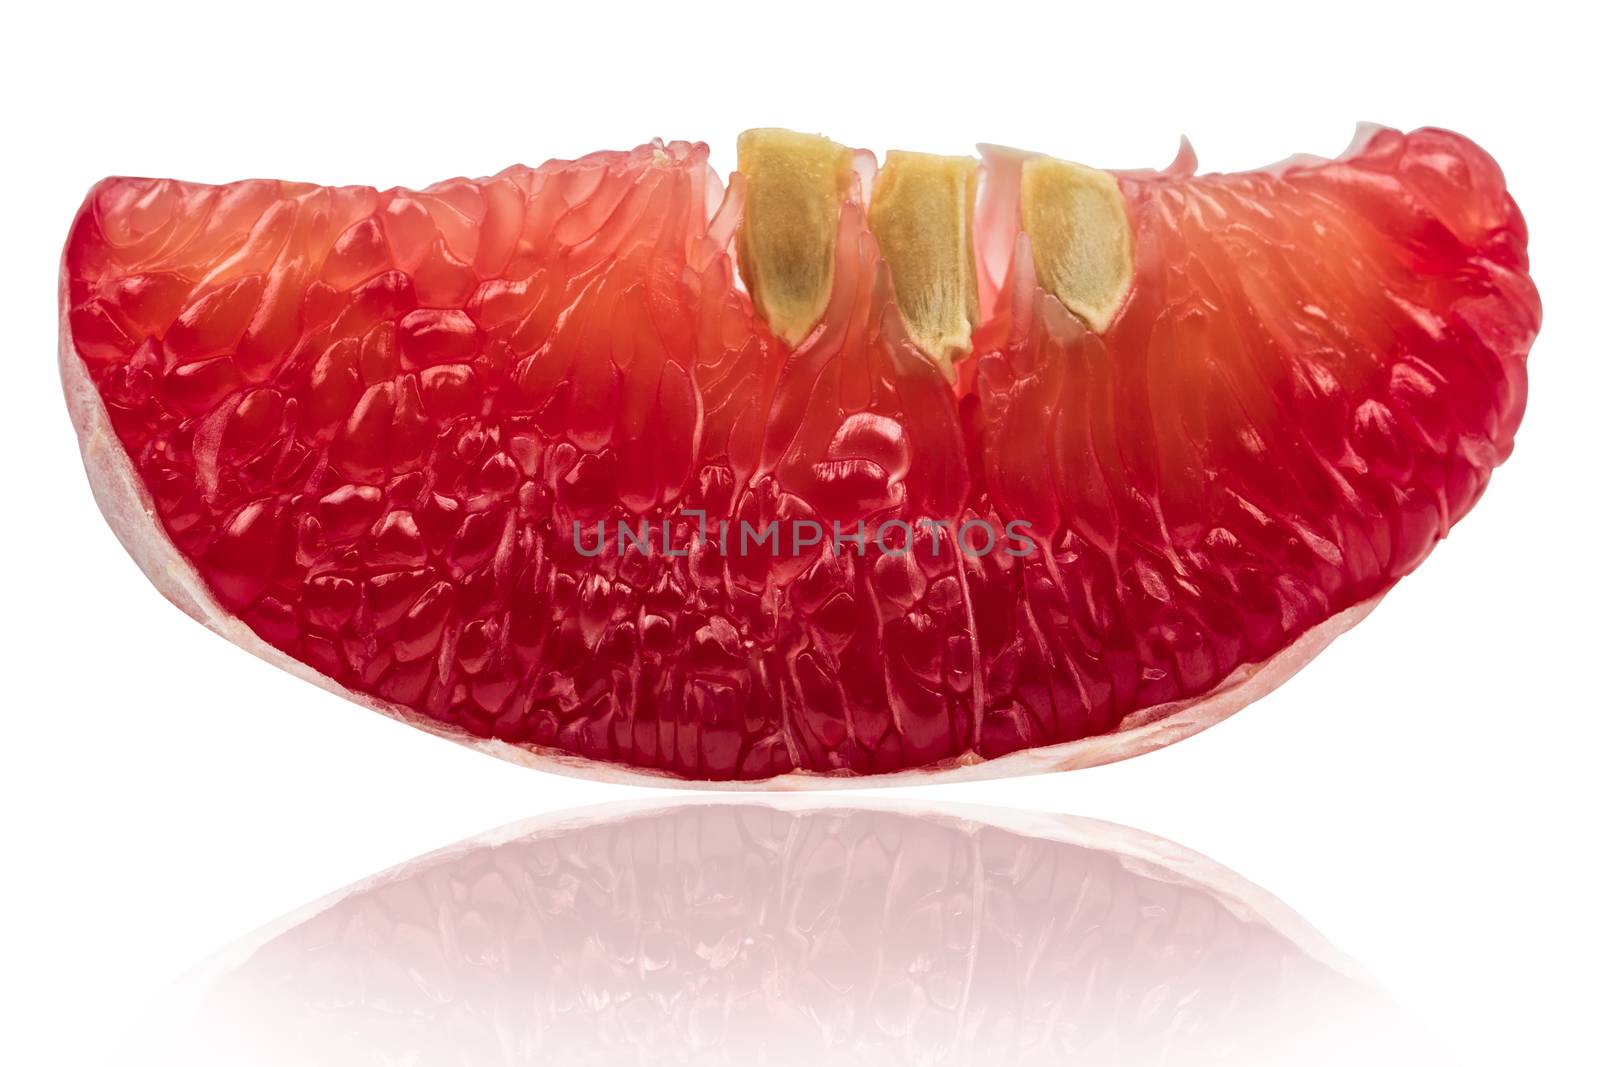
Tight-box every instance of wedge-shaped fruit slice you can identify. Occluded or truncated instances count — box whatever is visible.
[60,126,1539,784]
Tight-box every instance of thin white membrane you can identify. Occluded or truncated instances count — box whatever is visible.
[59,147,1385,788]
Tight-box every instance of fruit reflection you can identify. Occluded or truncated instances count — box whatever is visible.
[164,801,1438,1066]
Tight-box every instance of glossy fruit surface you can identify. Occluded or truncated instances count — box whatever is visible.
[60,127,1538,783]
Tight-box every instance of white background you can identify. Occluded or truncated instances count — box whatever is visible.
[4,2,1595,1063]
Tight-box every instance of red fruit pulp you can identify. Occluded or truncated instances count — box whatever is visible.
[61,129,1539,782]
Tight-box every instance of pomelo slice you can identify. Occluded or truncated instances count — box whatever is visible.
[156,801,1437,1066]
[60,127,1539,785]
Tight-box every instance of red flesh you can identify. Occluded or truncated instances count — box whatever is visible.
[61,129,1539,780]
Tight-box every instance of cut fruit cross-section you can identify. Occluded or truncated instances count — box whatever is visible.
[60,125,1539,785]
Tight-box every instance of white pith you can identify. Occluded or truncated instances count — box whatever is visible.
[61,289,1382,790]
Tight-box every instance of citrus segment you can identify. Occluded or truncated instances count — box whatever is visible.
[60,126,1539,783]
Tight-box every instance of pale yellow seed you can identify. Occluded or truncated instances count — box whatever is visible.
[736,129,856,347]
[868,150,979,369]
[1019,158,1133,333]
